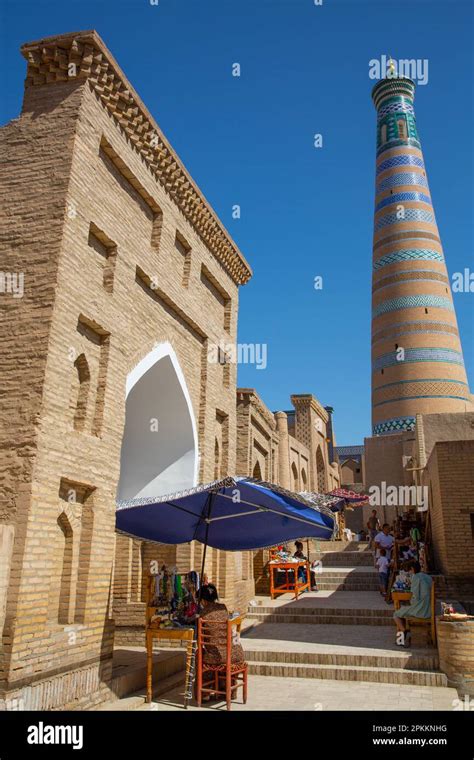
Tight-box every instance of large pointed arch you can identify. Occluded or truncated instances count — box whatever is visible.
[117,342,198,500]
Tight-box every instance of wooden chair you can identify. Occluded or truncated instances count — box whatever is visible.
[196,617,248,710]
[406,580,436,647]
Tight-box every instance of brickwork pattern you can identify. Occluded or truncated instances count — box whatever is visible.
[370,77,471,434]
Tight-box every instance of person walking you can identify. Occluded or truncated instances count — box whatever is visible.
[367,510,380,549]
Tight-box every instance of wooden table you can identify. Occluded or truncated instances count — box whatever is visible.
[392,590,412,610]
[269,561,310,600]
[146,623,195,706]
[145,612,246,706]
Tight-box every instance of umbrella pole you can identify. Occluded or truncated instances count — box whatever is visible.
[187,492,214,710]
[198,491,215,606]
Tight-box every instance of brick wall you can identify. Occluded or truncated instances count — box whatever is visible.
[0,32,251,710]
[425,440,474,579]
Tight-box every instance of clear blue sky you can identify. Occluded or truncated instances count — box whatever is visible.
[1,0,473,445]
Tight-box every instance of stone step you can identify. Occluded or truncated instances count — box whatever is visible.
[315,568,378,579]
[247,660,447,688]
[243,647,439,672]
[245,612,392,626]
[317,553,374,567]
[313,541,371,554]
[248,603,393,618]
[316,582,380,591]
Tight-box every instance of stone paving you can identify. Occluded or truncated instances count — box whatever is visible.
[138,674,458,712]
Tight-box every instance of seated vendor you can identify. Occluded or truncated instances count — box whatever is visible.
[199,585,245,666]
[393,560,433,647]
[293,540,306,560]
[293,541,317,592]
[202,573,219,599]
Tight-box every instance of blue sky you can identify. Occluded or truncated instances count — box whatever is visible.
[1,0,473,445]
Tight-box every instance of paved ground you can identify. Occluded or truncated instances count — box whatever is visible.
[138,674,458,712]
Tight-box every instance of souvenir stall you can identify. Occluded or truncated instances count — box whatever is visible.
[387,508,429,603]
[145,569,198,707]
[267,546,310,600]
[116,475,335,707]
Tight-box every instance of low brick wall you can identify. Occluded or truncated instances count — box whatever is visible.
[437,618,474,696]
[0,658,114,711]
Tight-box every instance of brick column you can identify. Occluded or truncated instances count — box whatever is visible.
[275,412,291,489]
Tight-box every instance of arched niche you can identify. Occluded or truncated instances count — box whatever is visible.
[117,342,198,501]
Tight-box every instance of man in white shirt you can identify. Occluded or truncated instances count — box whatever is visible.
[374,523,394,564]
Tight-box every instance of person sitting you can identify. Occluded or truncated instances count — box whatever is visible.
[293,540,306,560]
[293,541,317,591]
[393,560,433,647]
[199,584,245,666]
[201,573,218,599]
[375,548,390,596]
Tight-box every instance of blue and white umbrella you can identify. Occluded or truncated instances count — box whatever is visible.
[116,476,335,551]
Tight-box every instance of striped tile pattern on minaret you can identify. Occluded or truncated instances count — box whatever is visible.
[371,74,471,435]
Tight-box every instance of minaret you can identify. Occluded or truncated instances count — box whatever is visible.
[371,62,471,435]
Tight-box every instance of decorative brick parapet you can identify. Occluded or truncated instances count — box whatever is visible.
[21,31,252,287]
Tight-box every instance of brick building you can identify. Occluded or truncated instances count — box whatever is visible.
[0,28,255,710]
[0,31,340,710]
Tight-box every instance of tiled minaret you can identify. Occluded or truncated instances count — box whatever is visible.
[371,67,471,435]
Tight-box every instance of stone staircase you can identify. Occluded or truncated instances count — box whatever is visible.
[315,569,380,592]
[312,541,379,591]
[245,602,393,626]
[314,549,374,568]
[242,540,449,689]
[242,624,447,688]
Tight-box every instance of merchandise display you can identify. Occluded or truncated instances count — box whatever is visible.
[149,566,200,628]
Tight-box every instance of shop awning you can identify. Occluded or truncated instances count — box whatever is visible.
[299,491,345,512]
[116,476,335,551]
[329,488,370,508]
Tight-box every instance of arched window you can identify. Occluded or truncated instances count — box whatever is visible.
[397,118,407,139]
[252,460,262,480]
[301,468,307,489]
[380,124,387,144]
[316,446,325,492]
[214,439,220,480]
[57,512,74,625]
[291,462,299,491]
[72,353,90,432]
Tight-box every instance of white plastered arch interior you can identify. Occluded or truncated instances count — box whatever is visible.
[117,342,199,501]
